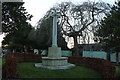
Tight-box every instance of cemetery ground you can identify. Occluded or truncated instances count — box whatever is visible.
[17,62,102,78]
[116,66,120,77]
[17,62,120,79]
[2,54,120,79]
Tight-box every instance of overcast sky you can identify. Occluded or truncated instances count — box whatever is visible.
[23,0,116,26]
[0,0,117,47]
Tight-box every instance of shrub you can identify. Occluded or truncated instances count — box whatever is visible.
[4,53,18,78]
[14,53,42,62]
[3,53,42,78]
[68,56,116,79]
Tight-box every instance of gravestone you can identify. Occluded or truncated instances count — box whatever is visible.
[34,49,39,54]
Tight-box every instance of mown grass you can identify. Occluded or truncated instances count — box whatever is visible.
[18,62,102,78]
[116,66,120,77]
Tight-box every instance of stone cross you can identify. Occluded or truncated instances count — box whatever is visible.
[51,11,59,47]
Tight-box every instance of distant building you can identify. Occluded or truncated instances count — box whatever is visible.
[78,43,103,51]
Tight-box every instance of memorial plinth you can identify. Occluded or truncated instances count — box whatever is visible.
[35,11,75,70]
[35,46,75,70]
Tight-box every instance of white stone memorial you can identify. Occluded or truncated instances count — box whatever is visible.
[35,11,75,70]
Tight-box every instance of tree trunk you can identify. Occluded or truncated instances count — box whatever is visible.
[73,35,79,56]
[107,53,111,61]
[116,52,119,65]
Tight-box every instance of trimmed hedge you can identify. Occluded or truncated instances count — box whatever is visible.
[3,53,116,79]
[3,53,18,78]
[13,52,42,62]
[68,56,116,79]
[3,53,42,78]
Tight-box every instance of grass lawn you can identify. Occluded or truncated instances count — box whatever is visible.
[18,62,102,78]
[116,66,120,77]
[0,58,3,69]
[1,58,5,68]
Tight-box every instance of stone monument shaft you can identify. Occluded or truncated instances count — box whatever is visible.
[52,12,58,47]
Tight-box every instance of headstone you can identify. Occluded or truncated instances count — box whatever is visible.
[41,50,47,55]
[110,53,120,62]
[34,49,39,54]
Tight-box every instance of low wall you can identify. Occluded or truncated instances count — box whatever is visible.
[83,51,107,60]
[83,51,120,62]
[41,50,120,62]
[41,50,72,56]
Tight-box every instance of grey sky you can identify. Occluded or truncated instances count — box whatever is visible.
[23,0,116,26]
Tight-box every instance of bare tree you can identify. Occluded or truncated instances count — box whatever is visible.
[35,1,110,56]
[54,1,110,56]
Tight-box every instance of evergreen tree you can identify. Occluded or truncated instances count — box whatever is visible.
[2,2,33,51]
[96,1,120,65]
